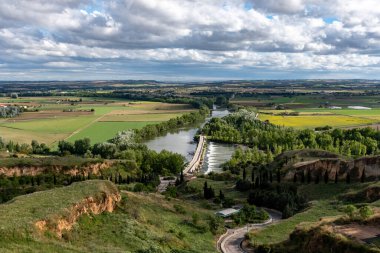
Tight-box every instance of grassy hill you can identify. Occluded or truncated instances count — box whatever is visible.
[0,181,220,253]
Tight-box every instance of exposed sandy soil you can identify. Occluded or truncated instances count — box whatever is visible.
[335,224,380,241]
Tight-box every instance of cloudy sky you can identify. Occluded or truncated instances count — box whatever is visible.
[0,0,380,80]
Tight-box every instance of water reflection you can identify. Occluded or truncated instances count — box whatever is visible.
[144,128,198,162]
[144,107,235,172]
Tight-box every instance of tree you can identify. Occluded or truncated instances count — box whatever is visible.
[243,167,247,181]
[361,169,366,183]
[236,179,252,192]
[219,190,225,200]
[282,204,294,219]
[277,169,281,183]
[301,170,305,184]
[58,140,74,155]
[215,95,228,106]
[344,205,357,219]
[251,169,255,182]
[346,172,351,184]
[74,138,91,155]
[31,140,39,153]
[359,206,374,219]
[180,170,184,184]
[255,176,260,188]
[324,170,329,184]
[314,174,320,184]
[92,142,117,159]
[203,181,209,199]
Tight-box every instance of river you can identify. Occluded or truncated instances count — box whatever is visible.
[144,107,236,173]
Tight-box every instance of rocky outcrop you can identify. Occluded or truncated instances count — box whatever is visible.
[35,190,121,237]
[286,156,380,181]
[0,161,113,177]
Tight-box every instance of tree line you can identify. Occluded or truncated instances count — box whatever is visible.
[0,105,23,118]
[133,106,210,141]
[202,110,380,158]
[0,138,50,155]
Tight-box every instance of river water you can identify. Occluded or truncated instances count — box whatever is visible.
[144,107,236,173]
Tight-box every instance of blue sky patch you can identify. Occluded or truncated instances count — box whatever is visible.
[323,17,338,24]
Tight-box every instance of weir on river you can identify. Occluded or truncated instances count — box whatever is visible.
[145,107,233,175]
[183,135,206,175]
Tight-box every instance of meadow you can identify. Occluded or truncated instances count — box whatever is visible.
[0,96,194,146]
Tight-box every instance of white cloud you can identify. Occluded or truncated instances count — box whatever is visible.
[0,0,379,79]
[44,61,81,68]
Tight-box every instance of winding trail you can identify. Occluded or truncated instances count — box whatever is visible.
[218,209,282,253]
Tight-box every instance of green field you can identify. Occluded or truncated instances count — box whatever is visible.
[0,97,194,146]
[67,121,159,144]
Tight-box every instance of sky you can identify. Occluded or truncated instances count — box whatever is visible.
[0,0,380,81]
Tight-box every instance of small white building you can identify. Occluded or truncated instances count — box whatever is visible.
[215,208,240,218]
